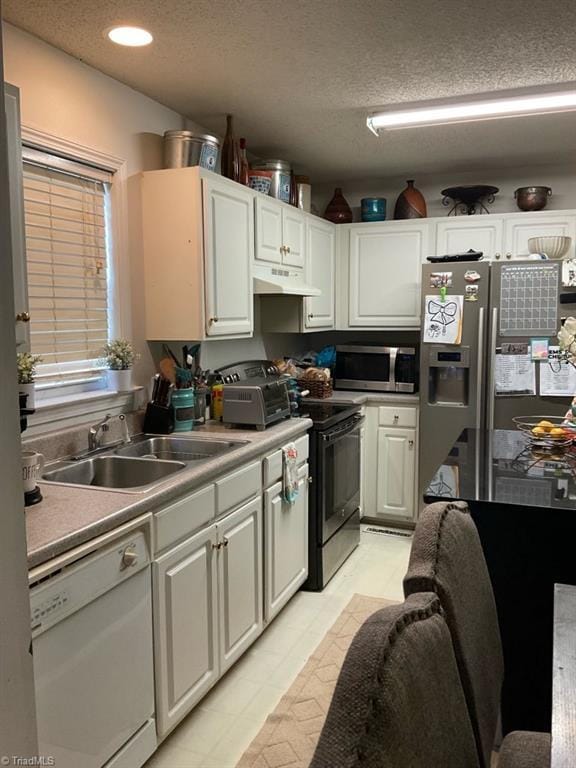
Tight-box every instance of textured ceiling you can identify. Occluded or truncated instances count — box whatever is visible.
[4,0,576,181]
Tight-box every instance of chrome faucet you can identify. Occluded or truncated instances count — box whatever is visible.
[88,413,131,451]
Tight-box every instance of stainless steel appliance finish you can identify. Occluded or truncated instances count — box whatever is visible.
[222,377,291,429]
[115,436,247,461]
[303,404,364,591]
[334,344,418,393]
[419,259,575,501]
[42,455,186,490]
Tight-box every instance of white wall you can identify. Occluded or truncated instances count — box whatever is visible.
[2,23,209,390]
[313,165,576,222]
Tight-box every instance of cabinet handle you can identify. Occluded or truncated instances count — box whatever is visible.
[307,476,313,484]
[279,245,286,254]
[209,317,219,325]
[393,414,399,424]
[15,312,30,323]
[285,246,291,253]
[223,537,229,548]
[212,541,223,550]
[505,252,512,260]
[408,440,414,450]
[494,253,501,260]
[307,313,314,319]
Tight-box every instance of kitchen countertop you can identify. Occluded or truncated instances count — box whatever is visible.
[26,418,311,570]
[304,389,420,406]
[424,427,576,510]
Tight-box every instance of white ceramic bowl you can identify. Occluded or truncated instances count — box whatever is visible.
[527,236,572,260]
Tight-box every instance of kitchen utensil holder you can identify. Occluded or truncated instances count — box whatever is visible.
[143,402,175,434]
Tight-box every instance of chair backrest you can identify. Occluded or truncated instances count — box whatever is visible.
[310,592,481,768]
[403,501,504,768]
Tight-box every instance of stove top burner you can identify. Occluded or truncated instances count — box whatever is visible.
[299,401,360,428]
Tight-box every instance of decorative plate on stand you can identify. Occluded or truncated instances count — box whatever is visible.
[441,185,499,215]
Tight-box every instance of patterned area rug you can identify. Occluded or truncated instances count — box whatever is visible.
[236,593,393,768]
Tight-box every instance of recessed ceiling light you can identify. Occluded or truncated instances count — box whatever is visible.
[107,26,153,47]
[367,86,576,133]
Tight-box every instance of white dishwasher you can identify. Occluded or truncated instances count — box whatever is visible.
[30,531,157,768]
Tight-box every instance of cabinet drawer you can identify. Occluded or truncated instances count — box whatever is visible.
[378,405,417,428]
[216,461,261,515]
[263,435,309,487]
[154,484,215,553]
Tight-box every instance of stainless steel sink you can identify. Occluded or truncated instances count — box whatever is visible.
[114,435,248,463]
[42,455,186,492]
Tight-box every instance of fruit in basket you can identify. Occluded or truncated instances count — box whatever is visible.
[550,427,567,439]
[537,420,554,432]
[532,426,547,437]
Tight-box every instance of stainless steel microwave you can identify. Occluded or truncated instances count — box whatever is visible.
[334,345,418,393]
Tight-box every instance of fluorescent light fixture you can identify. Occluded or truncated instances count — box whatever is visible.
[367,87,576,133]
[107,26,153,47]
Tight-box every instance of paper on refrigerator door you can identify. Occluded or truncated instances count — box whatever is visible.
[539,358,576,396]
[494,354,536,395]
[423,295,463,344]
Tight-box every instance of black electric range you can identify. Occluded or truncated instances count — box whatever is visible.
[300,401,364,590]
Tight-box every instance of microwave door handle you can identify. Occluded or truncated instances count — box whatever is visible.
[389,347,397,389]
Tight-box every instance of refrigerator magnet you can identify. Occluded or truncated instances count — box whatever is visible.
[464,269,481,283]
[530,338,549,360]
[430,271,452,288]
[465,285,479,302]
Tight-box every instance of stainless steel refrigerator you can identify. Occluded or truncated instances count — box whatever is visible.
[419,259,576,498]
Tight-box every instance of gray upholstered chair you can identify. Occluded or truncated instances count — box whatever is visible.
[404,500,550,768]
[310,592,482,768]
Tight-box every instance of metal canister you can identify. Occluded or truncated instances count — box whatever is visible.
[163,130,221,171]
[251,159,292,203]
[295,175,311,212]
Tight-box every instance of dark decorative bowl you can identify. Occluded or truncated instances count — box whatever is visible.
[441,185,499,215]
[514,186,552,212]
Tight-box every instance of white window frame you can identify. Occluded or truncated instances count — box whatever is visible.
[20,126,140,431]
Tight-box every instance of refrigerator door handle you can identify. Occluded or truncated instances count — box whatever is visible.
[488,307,498,431]
[475,306,485,430]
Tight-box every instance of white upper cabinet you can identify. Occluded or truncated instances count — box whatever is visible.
[503,214,576,260]
[435,217,504,261]
[282,207,306,268]
[255,196,306,268]
[255,197,283,264]
[203,177,254,337]
[305,217,335,330]
[348,222,430,327]
[142,167,254,341]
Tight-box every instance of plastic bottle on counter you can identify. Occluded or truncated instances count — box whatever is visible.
[211,383,224,421]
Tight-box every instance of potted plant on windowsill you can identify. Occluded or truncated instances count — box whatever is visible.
[102,340,139,392]
[17,352,42,410]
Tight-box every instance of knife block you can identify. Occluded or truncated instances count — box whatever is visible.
[143,402,175,434]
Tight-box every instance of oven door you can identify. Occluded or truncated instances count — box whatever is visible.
[318,413,364,543]
[334,345,394,391]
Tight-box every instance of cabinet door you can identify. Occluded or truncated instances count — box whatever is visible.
[349,223,429,327]
[203,177,254,337]
[264,465,309,622]
[217,497,263,673]
[376,426,416,520]
[255,197,283,264]
[4,85,29,347]
[435,218,504,261]
[154,525,219,737]
[304,218,335,329]
[282,207,306,268]
[504,214,576,260]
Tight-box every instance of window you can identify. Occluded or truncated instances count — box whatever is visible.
[21,148,114,396]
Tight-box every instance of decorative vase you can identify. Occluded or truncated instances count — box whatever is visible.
[324,187,353,224]
[107,369,133,392]
[221,114,240,182]
[361,197,386,222]
[19,382,35,411]
[394,179,427,219]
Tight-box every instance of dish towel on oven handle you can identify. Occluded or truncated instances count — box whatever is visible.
[282,443,299,504]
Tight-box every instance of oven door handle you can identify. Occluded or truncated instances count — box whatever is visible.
[321,414,365,443]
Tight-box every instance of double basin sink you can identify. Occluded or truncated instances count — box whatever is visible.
[41,435,249,493]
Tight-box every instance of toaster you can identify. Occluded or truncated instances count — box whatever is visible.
[222,377,291,429]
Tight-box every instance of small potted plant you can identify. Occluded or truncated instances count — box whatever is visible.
[102,339,139,392]
[17,352,42,410]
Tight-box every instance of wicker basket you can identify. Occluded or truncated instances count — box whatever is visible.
[297,377,333,399]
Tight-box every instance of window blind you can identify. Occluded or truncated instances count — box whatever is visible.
[22,154,113,388]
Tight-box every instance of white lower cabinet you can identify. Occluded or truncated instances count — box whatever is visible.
[264,464,309,622]
[217,497,263,673]
[154,495,263,738]
[376,426,417,521]
[153,524,219,738]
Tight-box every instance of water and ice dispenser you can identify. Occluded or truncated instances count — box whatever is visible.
[426,346,471,406]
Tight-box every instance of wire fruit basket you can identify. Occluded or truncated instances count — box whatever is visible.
[513,415,576,449]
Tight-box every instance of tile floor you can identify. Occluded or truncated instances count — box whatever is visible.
[146,526,412,768]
